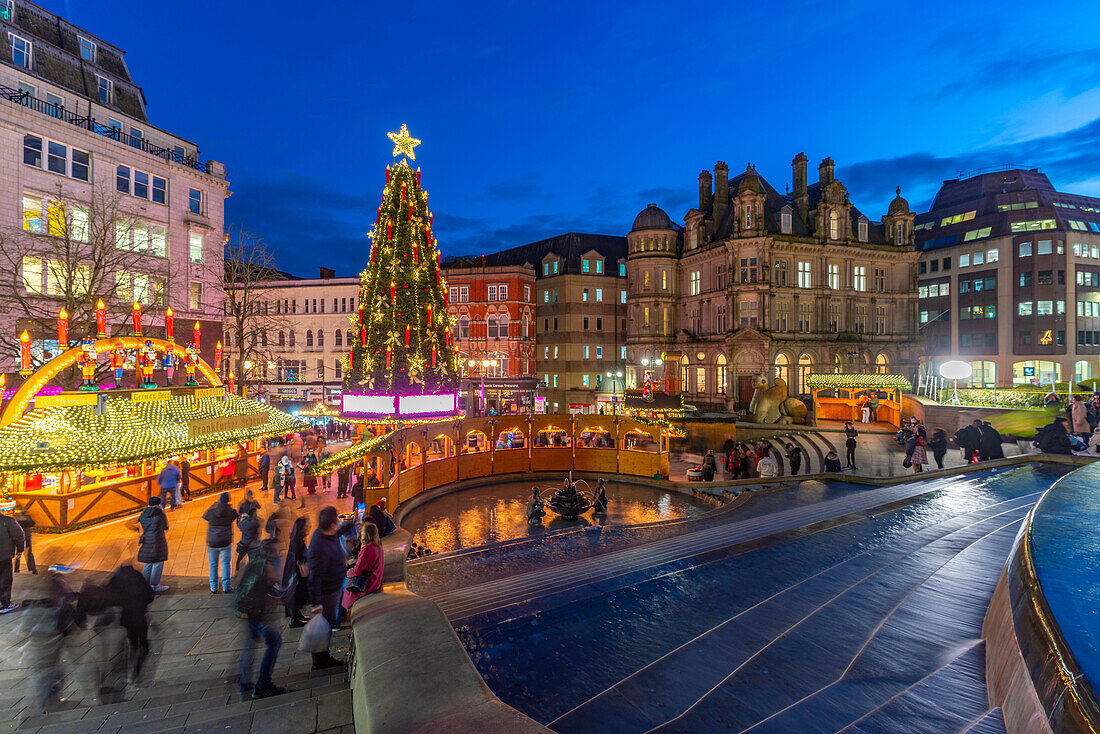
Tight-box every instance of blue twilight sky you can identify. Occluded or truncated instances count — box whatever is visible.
[60,0,1100,276]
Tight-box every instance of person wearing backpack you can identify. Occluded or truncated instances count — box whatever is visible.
[235,505,261,571]
[236,539,285,700]
[202,493,238,594]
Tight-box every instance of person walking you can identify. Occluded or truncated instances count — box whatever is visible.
[0,507,25,613]
[156,460,181,511]
[844,422,859,470]
[258,451,271,495]
[136,497,170,592]
[275,456,295,505]
[785,443,803,475]
[102,562,155,687]
[929,429,949,470]
[342,522,384,615]
[236,538,286,700]
[235,445,249,489]
[235,504,261,571]
[202,493,238,594]
[238,489,260,518]
[980,421,1006,460]
[13,509,36,575]
[307,506,347,670]
[299,450,319,504]
[905,427,928,473]
[283,517,310,627]
[180,457,192,502]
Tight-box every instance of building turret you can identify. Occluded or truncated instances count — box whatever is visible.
[792,152,808,225]
[698,170,713,212]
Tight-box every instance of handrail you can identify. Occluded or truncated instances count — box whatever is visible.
[0,84,210,173]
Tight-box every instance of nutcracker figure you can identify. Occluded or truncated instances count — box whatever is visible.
[642,370,654,402]
[163,345,175,382]
[78,338,98,390]
[184,341,199,385]
[110,342,127,385]
[139,340,157,387]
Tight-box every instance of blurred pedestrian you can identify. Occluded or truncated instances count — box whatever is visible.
[844,422,859,470]
[283,517,310,628]
[136,497,169,592]
[0,506,26,613]
[236,538,286,700]
[235,504,261,571]
[13,508,36,575]
[929,429,948,470]
[156,460,181,511]
[258,450,271,494]
[785,443,803,475]
[307,506,346,670]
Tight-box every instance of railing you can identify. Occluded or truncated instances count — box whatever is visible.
[0,84,210,174]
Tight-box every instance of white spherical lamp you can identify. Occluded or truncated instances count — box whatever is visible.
[939,360,972,404]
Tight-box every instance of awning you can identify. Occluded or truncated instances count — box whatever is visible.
[806,373,913,391]
[622,389,692,412]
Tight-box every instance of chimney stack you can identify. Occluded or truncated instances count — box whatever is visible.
[698,170,713,212]
[818,157,835,186]
[792,152,808,224]
[713,161,729,222]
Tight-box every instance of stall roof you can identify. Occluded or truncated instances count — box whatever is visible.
[623,390,692,413]
[806,373,913,390]
[0,393,308,473]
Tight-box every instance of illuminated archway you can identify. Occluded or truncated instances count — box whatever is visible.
[1,336,221,428]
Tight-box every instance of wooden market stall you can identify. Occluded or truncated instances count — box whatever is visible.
[807,373,912,428]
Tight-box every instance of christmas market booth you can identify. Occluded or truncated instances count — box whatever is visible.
[807,373,912,428]
[0,336,307,531]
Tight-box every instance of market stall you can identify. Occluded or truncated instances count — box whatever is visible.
[807,373,912,428]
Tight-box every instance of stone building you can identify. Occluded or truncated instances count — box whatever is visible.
[0,0,228,373]
[626,155,921,409]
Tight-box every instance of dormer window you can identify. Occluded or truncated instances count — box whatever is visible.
[9,33,31,69]
[828,210,840,240]
[780,211,792,234]
[745,206,754,229]
[858,218,868,242]
[96,75,112,104]
[78,35,96,62]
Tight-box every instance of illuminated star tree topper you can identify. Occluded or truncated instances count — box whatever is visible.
[387,123,421,161]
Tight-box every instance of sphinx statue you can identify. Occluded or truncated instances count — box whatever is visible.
[747,374,808,425]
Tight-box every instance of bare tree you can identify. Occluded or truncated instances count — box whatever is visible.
[223,228,290,397]
[0,182,177,388]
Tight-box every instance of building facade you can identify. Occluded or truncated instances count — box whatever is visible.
[915,169,1100,386]
[0,0,228,375]
[627,156,921,409]
[441,258,537,414]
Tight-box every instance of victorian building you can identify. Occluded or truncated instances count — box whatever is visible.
[626,155,921,410]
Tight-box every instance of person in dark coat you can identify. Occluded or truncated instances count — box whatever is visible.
[180,457,192,501]
[823,451,842,472]
[235,505,261,571]
[13,509,36,574]
[954,420,983,462]
[238,489,260,518]
[701,451,717,481]
[336,465,351,499]
[103,564,155,685]
[350,471,365,509]
[136,497,170,591]
[928,429,949,470]
[0,509,25,613]
[235,445,249,489]
[283,517,310,627]
[844,422,859,469]
[202,493,238,594]
[258,451,271,494]
[1036,417,1073,455]
[368,499,396,538]
[785,443,803,475]
[980,421,1005,460]
[307,506,346,670]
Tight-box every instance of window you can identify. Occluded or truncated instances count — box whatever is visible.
[1078,301,1100,317]
[874,268,886,292]
[1010,219,1056,232]
[596,260,603,274]
[1019,242,1033,257]
[582,374,590,388]
[498,284,508,300]
[21,256,42,293]
[189,233,203,263]
[1018,301,1033,316]
[582,288,589,303]
[128,127,144,150]
[1037,239,1053,255]
[0,1,12,21]
[1078,271,1100,287]
[858,219,868,242]
[115,166,166,202]
[643,307,650,328]
[739,258,758,283]
[583,317,589,330]
[619,263,626,277]
[798,303,812,333]
[988,248,999,263]
[780,212,792,234]
[542,263,549,276]
[962,227,993,241]
[689,270,701,295]
[582,259,590,273]
[620,289,627,304]
[998,202,1039,212]
[930,260,939,273]
[553,261,559,274]
[853,265,867,291]
[663,307,669,334]
[458,316,469,339]
[828,210,840,239]
[797,261,812,288]
[9,33,31,68]
[774,260,787,286]
[189,282,202,310]
[593,288,602,302]
[1037,300,1053,315]
[643,271,650,289]
[488,285,498,301]
[96,75,112,103]
[78,35,96,62]
[775,301,789,331]
[661,270,668,290]
[305,330,314,348]
[22,135,41,168]
[1038,270,1053,285]
[959,254,970,267]
[45,92,63,118]
[739,299,759,328]
[1019,272,1032,287]
[875,307,887,334]
[335,330,343,348]
[23,136,90,181]
[189,188,202,215]
[973,251,985,266]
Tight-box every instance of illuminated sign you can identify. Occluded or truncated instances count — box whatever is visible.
[1024,367,1036,376]
[35,393,99,409]
[1040,330,1053,345]
[187,412,267,439]
[397,393,457,415]
[194,387,224,399]
[131,390,170,403]
[342,394,397,415]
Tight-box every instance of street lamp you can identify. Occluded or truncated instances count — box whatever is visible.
[940,360,972,406]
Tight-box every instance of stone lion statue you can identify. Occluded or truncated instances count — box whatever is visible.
[747,374,808,424]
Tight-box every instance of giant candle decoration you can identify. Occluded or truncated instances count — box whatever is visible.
[165,307,174,341]
[95,300,106,338]
[193,321,201,349]
[214,341,223,370]
[58,309,68,349]
[19,330,31,375]
[227,371,235,394]
[132,301,142,336]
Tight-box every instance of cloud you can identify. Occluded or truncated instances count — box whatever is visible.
[923,48,1100,103]
[840,115,1100,214]
[482,177,546,202]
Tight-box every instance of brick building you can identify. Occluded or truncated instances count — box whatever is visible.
[627,156,921,409]
[0,0,228,375]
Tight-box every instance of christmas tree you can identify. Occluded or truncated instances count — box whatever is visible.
[342,125,461,417]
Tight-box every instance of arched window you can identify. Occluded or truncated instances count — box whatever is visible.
[498,314,509,339]
[716,354,728,396]
[774,353,791,386]
[834,353,843,373]
[875,353,889,375]
[828,210,840,240]
[317,330,324,348]
[334,360,342,379]
[335,330,342,347]
[895,223,904,245]
[278,331,285,347]
[458,316,469,339]
[797,353,814,395]
[487,315,498,339]
[289,331,296,347]
[745,205,754,229]
[305,330,313,348]
[679,355,689,393]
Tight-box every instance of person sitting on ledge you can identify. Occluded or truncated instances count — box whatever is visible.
[1035,416,1073,455]
[368,499,396,538]
[526,488,546,524]
[824,451,842,473]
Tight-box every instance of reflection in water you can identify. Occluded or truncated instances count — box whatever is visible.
[404,479,709,553]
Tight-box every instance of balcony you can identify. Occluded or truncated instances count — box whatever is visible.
[0,84,211,174]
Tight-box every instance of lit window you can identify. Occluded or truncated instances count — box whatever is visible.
[0,1,12,21]
[582,374,589,388]
[596,260,603,274]
[1037,300,1053,315]
[1037,240,1053,255]
[9,33,31,68]
[620,290,626,304]
[21,255,42,293]
[596,346,603,359]
[1069,220,1087,231]
[618,263,626,276]
[596,288,603,302]
[853,265,866,291]
[582,288,589,302]
[1019,242,1033,257]
[988,248,999,262]
[797,261,812,288]
[1018,301,1033,316]
[21,195,42,233]
[189,233,203,263]
[780,211,792,234]
[690,270,700,295]
[1010,219,1056,232]
[582,259,590,273]
[190,282,202,310]
[78,35,96,62]
[972,251,984,266]
[858,220,868,242]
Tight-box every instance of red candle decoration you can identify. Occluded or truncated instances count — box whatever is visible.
[401,183,407,203]
[362,328,367,346]
[386,165,391,184]
[386,347,392,369]
[214,341,223,370]
[431,346,437,368]
[227,371,235,394]
[19,330,32,375]
[412,243,418,264]
[358,307,364,326]
[165,307,174,341]
[376,206,382,225]
[387,221,392,240]
[408,203,413,221]
[390,283,396,303]
[193,321,201,350]
[404,325,410,347]
[426,303,432,324]
[132,301,142,336]
[429,213,433,226]
[416,167,421,186]
[95,300,106,338]
[58,309,69,349]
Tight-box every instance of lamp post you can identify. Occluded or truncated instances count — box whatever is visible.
[940,360,972,406]
[605,369,624,415]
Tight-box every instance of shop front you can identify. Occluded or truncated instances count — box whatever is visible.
[460,377,539,416]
